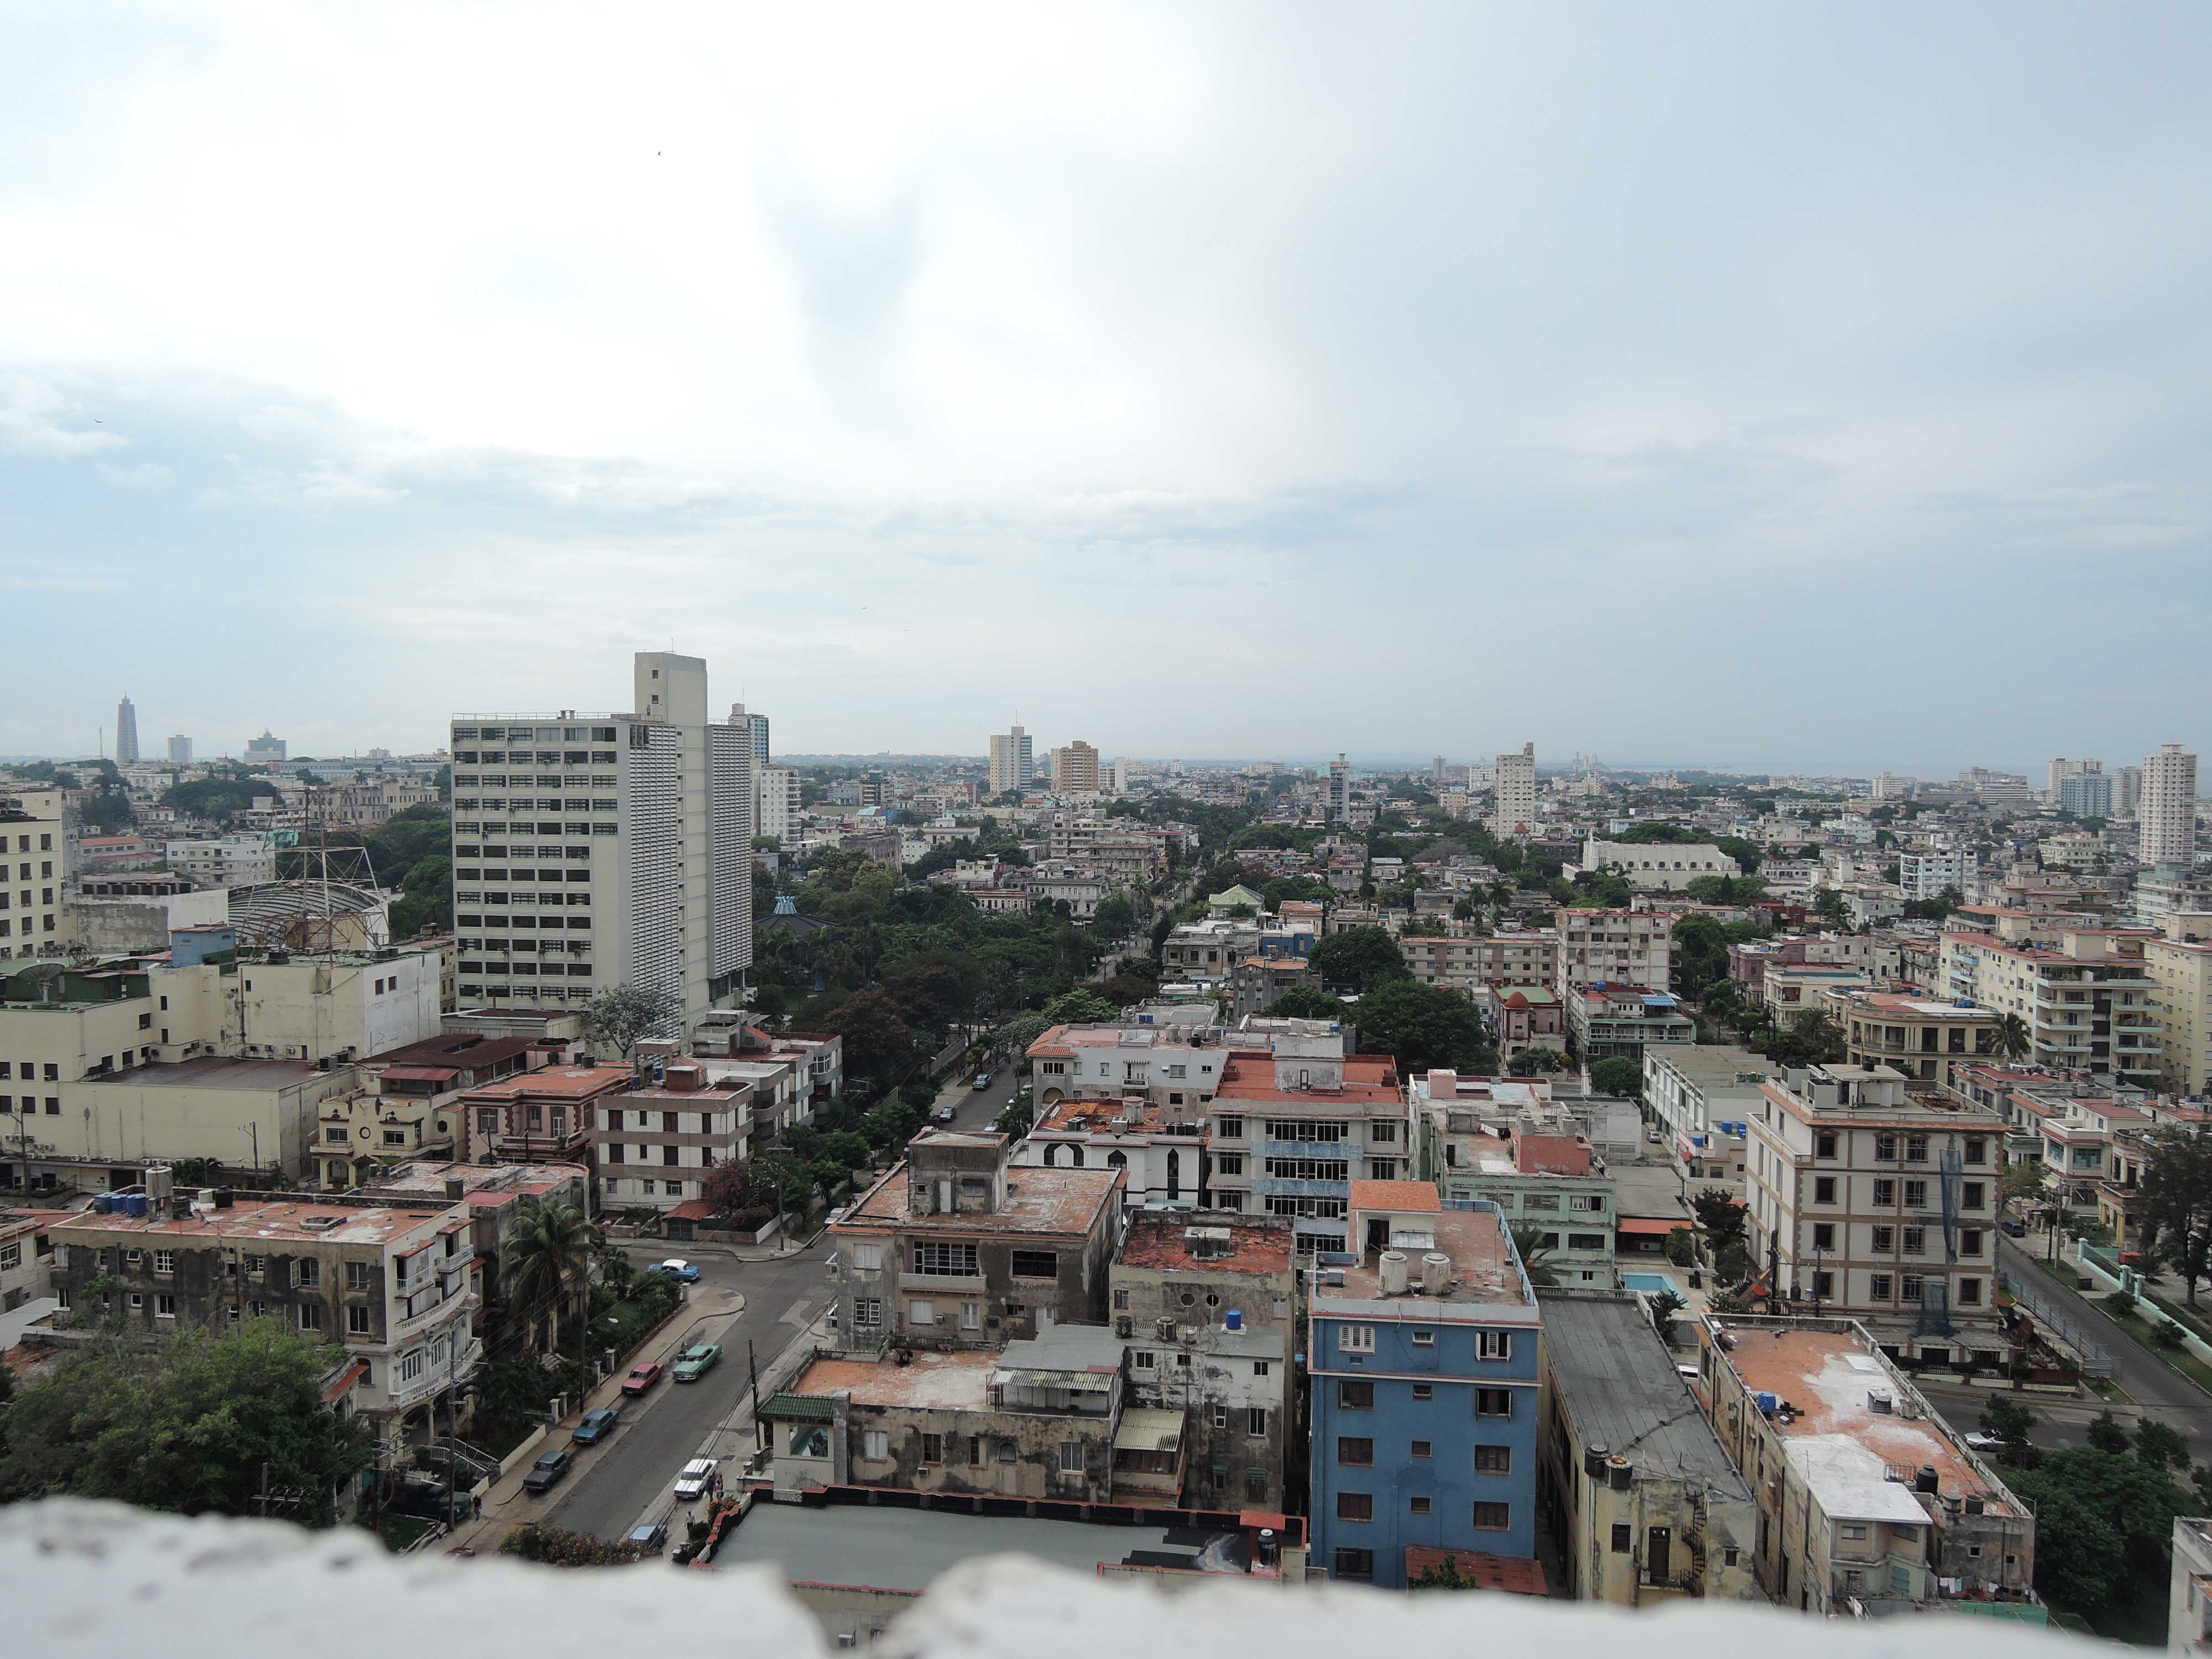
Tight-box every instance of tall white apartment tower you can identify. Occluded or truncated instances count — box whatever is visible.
[447,650,752,1027]
[1491,742,1536,838]
[989,724,1033,794]
[114,695,140,765]
[2141,744,2199,868]
[1327,754,1352,822]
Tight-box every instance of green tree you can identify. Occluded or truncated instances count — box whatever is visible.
[2008,1444,2193,1611]
[1091,894,1138,938]
[0,1319,372,1520]
[1041,988,1120,1025]
[1761,1008,1845,1069]
[1355,978,1494,1076]
[580,983,680,1059]
[2134,1131,2212,1305]
[1306,926,1408,993]
[1589,1056,1642,1098]
[823,987,918,1086]
[1994,1013,2032,1062]
[1811,888,1849,927]
[1978,1396,2036,1450]
[2085,1409,2131,1455]
[2135,1418,2189,1473]
[1507,1046,1568,1077]
[1510,1223,1561,1287]
[1266,986,1352,1021]
[504,1197,594,1371]
[1647,1289,1686,1344]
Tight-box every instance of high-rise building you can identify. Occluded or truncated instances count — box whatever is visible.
[756,766,802,843]
[2057,771,2112,818]
[0,787,65,962]
[114,695,139,764]
[446,650,752,1024]
[1328,754,1351,821]
[166,735,193,765]
[2141,744,2199,869]
[1491,742,1536,838]
[2047,757,2098,796]
[2111,765,2143,818]
[988,723,1032,794]
[243,731,286,765]
[1048,740,1100,793]
[731,701,770,770]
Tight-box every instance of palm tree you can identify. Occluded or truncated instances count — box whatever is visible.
[1509,1223,1561,1288]
[1995,1013,2032,1063]
[504,1197,594,1381]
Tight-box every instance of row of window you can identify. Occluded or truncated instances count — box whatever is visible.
[1339,1326,1512,1360]
[1806,1222,1985,1258]
[1334,1494,1511,1528]
[1813,1130,1990,1164]
[1336,1378,1516,1415]
[1337,1436,1510,1472]
[1808,1175,1988,1211]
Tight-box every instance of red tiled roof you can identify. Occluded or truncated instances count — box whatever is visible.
[1349,1179,1440,1214]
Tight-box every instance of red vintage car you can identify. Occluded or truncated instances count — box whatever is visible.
[621,1360,666,1396]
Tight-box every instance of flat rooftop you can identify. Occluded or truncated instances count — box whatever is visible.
[1117,1213,1291,1276]
[842,1162,1121,1238]
[713,1499,1263,1592]
[77,1057,323,1089]
[1316,1206,1529,1313]
[458,1066,632,1099]
[1717,1324,2018,1519]
[791,1349,998,1411]
[54,1198,457,1248]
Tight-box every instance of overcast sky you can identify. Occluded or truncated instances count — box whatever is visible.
[4,2,2208,774]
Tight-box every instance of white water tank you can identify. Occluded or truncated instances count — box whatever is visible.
[1380,1250,1410,1294]
[1421,1251,1451,1294]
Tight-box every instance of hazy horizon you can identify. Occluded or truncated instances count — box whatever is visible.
[5,4,2207,769]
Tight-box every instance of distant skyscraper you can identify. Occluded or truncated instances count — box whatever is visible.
[1491,742,1536,838]
[243,731,287,765]
[1049,740,1100,793]
[2058,771,2112,818]
[2111,765,2143,818]
[114,695,139,764]
[731,701,770,770]
[988,724,1033,794]
[1328,754,1352,822]
[2140,744,2198,868]
[166,735,193,765]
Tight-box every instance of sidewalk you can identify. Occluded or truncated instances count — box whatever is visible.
[436,1288,747,1556]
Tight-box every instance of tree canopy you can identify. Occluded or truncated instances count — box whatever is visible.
[2134,1131,2212,1305]
[0,1321,372,1522]
[1306,926,1408,993]
[580,983,681,1058]
[1355,977,1495,1076]
[1589,1056,1642,1098]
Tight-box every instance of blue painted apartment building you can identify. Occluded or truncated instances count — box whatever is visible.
[1307,1182,1541,1588]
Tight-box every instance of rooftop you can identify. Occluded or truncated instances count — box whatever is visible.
[362,1160,586,1202]
[54,1198,459,1248]
[1034,1097,1202,1138]
[790,1348,999,1411]
[1214,1052,1399,1104]
[842,1161,1123,1238]
[1536,1291,1752,1497]
[457,1065,633,1100]
[362,1032,540,1068]
[76,1056,325,1090]
[1115,1213,1293,1276]
[1314,1205,1531,1316]
[1713,1322,2018,1519]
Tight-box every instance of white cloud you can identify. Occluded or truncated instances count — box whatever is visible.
[0,373,124,457]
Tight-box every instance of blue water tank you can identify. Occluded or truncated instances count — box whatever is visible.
[91,1194,112,1215]
[1757,1391,1778,1414]
[126,1193,149,1218]
[1225,1308,1243,1332]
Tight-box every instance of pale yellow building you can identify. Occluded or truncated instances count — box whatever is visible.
[0,787,65,963]
[2147,912,2212,1097]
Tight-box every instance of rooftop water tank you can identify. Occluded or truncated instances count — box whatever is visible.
[1224,1308,1243,1332]
[1420,1251,1451,1294]
[1380,1250,1410,1295]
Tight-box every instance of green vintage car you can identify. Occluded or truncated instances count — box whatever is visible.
[671,1342,722,1382]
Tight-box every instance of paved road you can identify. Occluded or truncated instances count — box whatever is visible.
[936,1062,1024,1134]
[537,1241,837,1541]
[1999,1234,2211,1417]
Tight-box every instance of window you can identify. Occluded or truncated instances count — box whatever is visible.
[1477,1389,1513,1417]
[1964,1136,1988,1165]
[1568,1232,1608,1251]
[1900,1274,1923,1301]
[298,1303,323,1331]
[1252,1360,1270,1377]
[1338,1380,1374,1410]
[921,1433,943,1465]
[1815,1131,1838,1159]
[1958,1277,1984,1306]
[853,1297,882,1328]
[1475,1444,1511,1474]
[1905,1134,1928,1162]
[1477,1331,1511,1361]
[1134,1349,1156,1371]
[1873,1178,1896,1206]
[961,1301,982,1331]
[1904,1180,1928,1209]
[1473,1501,1510,1531]
[1841,1524,1867,1541]
[1335,1492,1373,1523]
[1812,1270,1834,1298]
[1814,1176,1837,1204]
[1961,1181,1986,1210]
[1411,1439,1433,1458]
[911,1241,979,1276]
[1411,1329,1434,1347]
[1611,1523,1633,1553]
[1247,1407,1266,1436]
[1338,1437,1374,1466]
[153,1250,175,1274]
[348,1304,372,1334]
[1903,1226,1926,1255]
[1960,1228,1984,1258]
[1332,1548,1374,1582]
[1871,1274,1893,1301]
[1872,1225,1893,1252]
[849,1243,883,1271]
[906,1299,935,1326]
[1812,1223,1835,1250]
[1411,1384,1432,1402]
[1875,1134,1897,1161]
[154,1293,175,1319]
[1058,1442,1084,1475]
[1409,1495,1432,1514]
[294,1258,321,1288]
[1339,1324,1375,1354]
[1009,1250,1057,1280]
[1214,1154,1244,1176]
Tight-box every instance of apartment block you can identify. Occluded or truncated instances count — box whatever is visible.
[448,649,753,1021]
[1580,839,1741,891]
[1204,1039,1407,1254]
[594,1057,754,1212]
[987,724,1033,794]
[457,1064,628,1164]
[1938,916,2162,1086]
[1696,1314,2037,1616]
[1307,1186,1542,1589]
[164,836,277,889]
[1536,1288,1758,1604]
[1642,1044,1783,1154]
[2147,911,2212,1095]
[1048,740,1100,794]
[2140,743,2198,869]
[1399,930,1559,996]
[1827,990,1999,1088]
[0,788,65,963]
[1491,743,1536,839]
[827,1132,1123,1350]
[1896,848,1971,902]
[50,1192,482,1430]
[1111,1213,1298,1511]
[1565,983,1694,1063]
[1556,907,1672,996]
[1744,1065,2007,1365]
[1435,1128,1619,1287]
[756,765,802,845]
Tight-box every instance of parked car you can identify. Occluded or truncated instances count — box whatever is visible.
[933,1104,958,1124]
[672,1458,718,1501]
[521,1450,575,1493]
[672,1342,722,1381]
[571,1407,621,1446]
[2000,1218,2027,1238]
[649,1258,702,1282]
[627,1520,670,1554]
[622,1360,666,1395]
[972,1072,993,1089]
[1964,1431,2009,1453]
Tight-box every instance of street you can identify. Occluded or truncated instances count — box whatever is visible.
[535,1240,837,1541]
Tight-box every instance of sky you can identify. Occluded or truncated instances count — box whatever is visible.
[3,1,2209,775]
